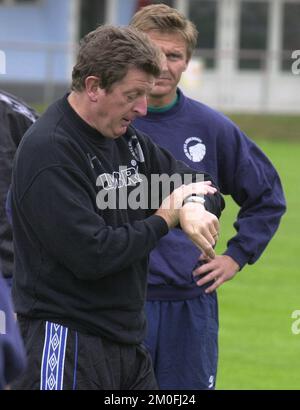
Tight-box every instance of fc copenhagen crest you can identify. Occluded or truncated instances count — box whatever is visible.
[183,137,206,162]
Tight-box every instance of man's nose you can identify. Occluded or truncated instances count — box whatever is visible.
[133,95,148,117]
[161,55,168,72]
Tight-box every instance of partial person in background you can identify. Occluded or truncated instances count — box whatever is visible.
[131,4,286,390]
[0,90,38,288]
[0,268,26,389]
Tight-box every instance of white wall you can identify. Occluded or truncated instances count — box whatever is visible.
[180,0,300,113]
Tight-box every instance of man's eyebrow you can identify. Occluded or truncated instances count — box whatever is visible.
[166,51,184,56]
[125,88,146,95]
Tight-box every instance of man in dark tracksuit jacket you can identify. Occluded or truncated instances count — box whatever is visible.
[10,26,224,390]
[0,90,38,287]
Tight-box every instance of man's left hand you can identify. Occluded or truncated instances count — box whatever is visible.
[193,255,240,293]
[179,203,219,259]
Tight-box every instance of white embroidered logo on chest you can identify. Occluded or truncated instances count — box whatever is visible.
[184,137,206,162]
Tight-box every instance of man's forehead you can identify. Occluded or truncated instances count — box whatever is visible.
[147,29,186,43]
[146,31,187,55]
[126,67,154,79]
[118,70,155,90]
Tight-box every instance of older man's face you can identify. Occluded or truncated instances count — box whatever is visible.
[95,68,155,139]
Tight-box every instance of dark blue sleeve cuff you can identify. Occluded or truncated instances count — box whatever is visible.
[223,246,250,270]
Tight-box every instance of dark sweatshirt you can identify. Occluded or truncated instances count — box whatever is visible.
[134,88,286,299]
[11,95,224,344]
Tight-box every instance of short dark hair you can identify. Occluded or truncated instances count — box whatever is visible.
[72,25,162,92]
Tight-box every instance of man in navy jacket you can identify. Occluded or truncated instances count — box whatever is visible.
[131,4,286,390]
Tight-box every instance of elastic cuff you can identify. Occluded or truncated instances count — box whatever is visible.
[223,247,250,270]
[146,214,169,240]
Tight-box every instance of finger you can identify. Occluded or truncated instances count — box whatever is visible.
[203,226,218,248]
[198,253,213,261]
[196,263,223,281]
[205,244,215,259]
[205,277,223,294]
[194,184,216,193]
[193,239,215,259]
[196,223,216,243]
[212,218,220,233]
[209,222,219,237]
[184,182,217,196]
[194,229,216,253]
[196,258,217,273]
[212,234,219,243]
[193,261,214,277]
[205,231,216,248]
[195,271,216,286]
[199,254,213,262]
[210,227,219,243]
[190,187,217,197]
[190,235,216,259]
[205,188,218,195]
[198,180,212,185]
[192,180,212,186]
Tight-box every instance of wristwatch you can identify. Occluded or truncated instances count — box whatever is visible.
[182,194,205,206]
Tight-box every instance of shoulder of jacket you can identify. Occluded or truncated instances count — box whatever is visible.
[0,91,38,123]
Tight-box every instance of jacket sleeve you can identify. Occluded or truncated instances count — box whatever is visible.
[17,166,169,280]
[218,128,286,269]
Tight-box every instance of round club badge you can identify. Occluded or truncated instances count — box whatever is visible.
[183,137,206,162]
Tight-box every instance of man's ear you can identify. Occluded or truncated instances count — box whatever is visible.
[85,76,102,102]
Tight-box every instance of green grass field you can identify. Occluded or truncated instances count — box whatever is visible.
[215,135,300,389]
[227,114,300,141]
